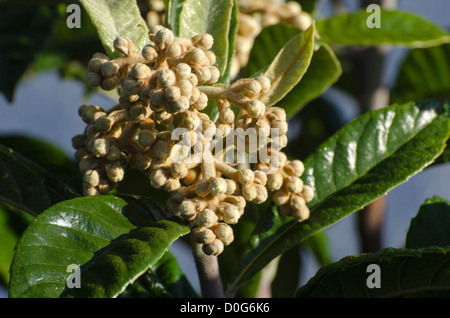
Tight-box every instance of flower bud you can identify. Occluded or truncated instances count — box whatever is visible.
[154,28,175,50]
[172,63,191,80]
[142,45,158,61]
[165,42,182,58]
[247,99,265,118]
[243,80,262,98]
[149,139,171,159]
[273,189,290,206]
[255,76,271,94]
[242,184,257,202]
[88,58,104,73]
[292,205,310,222]
[84,169,100,187]
[203,238,224,255]
[132,152,152,171]
[165,86,181,102]
[113,36,135,56]
[197,209,219,228]
[101,61,120,79]
[85,71,102,87]
[106,163,125,183]
[192,227,215,244]
[158,69,176,88]
[178,79,193,96]
[220,203,240,224]
[130,63,151,80]
[170,162,188,178]
[285,176,303,194]
[72,134,86,149]
[193,92,208,110]
[253,184,268,204]
[266,172,283,191]
[164,178,181,192]
[213,223,234,246]
[166,95,190,114]
[301,184,314,202]
[193,67,211,84]
[183,48,209,66]
[208,66,220,84]
[209,177,228,196]
[178,200,197,220]
[236,168,254,185]
[138,130,156,148]
[88,138,110,157]
[192,33,214,50]
[106,145,121,161]
[254,170,267,186]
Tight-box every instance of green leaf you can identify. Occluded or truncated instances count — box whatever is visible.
[165,0,186,36]
[316,10,450,48]
[226,100,450,293]
[391,43,450,105]
[302,231,332,266]
[62,220,189,298]
[141,252,199,297]
[0,207,19,285]
[79,0,150,59]
[295,247,450,297]
[259,23,315,107]
[179,0,234,77]
[0,4,60,102]
[9,195,189,298]
[220,0,239,84]
[246,23,341,117]
[0,135,82,193]
[0,144,79,217]
[405,196,450,249]
[281,43,341,118]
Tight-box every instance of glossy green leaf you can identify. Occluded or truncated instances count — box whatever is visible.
[296,247,450,297]
[246,23,341,117]
[79,0,150,59]
[316,10,450,48]
[405,196,450,249]
[0,144,79,217]
[0,4,60,102]
[9,195,188,298]
[227,100,450,293]
[391,43,450,104]
[260,23,315,107]
[179,0,234,77]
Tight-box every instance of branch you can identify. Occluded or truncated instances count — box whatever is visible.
[192,239,225,298]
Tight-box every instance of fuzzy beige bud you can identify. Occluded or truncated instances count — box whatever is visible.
[203,238,224,255]
[192,227,215,245]
[213,223,234,246]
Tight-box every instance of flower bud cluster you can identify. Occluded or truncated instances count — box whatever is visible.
[168,176,246,255]
[265,159,314,222]
[74,27,314,256]
[73,104,127,196]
